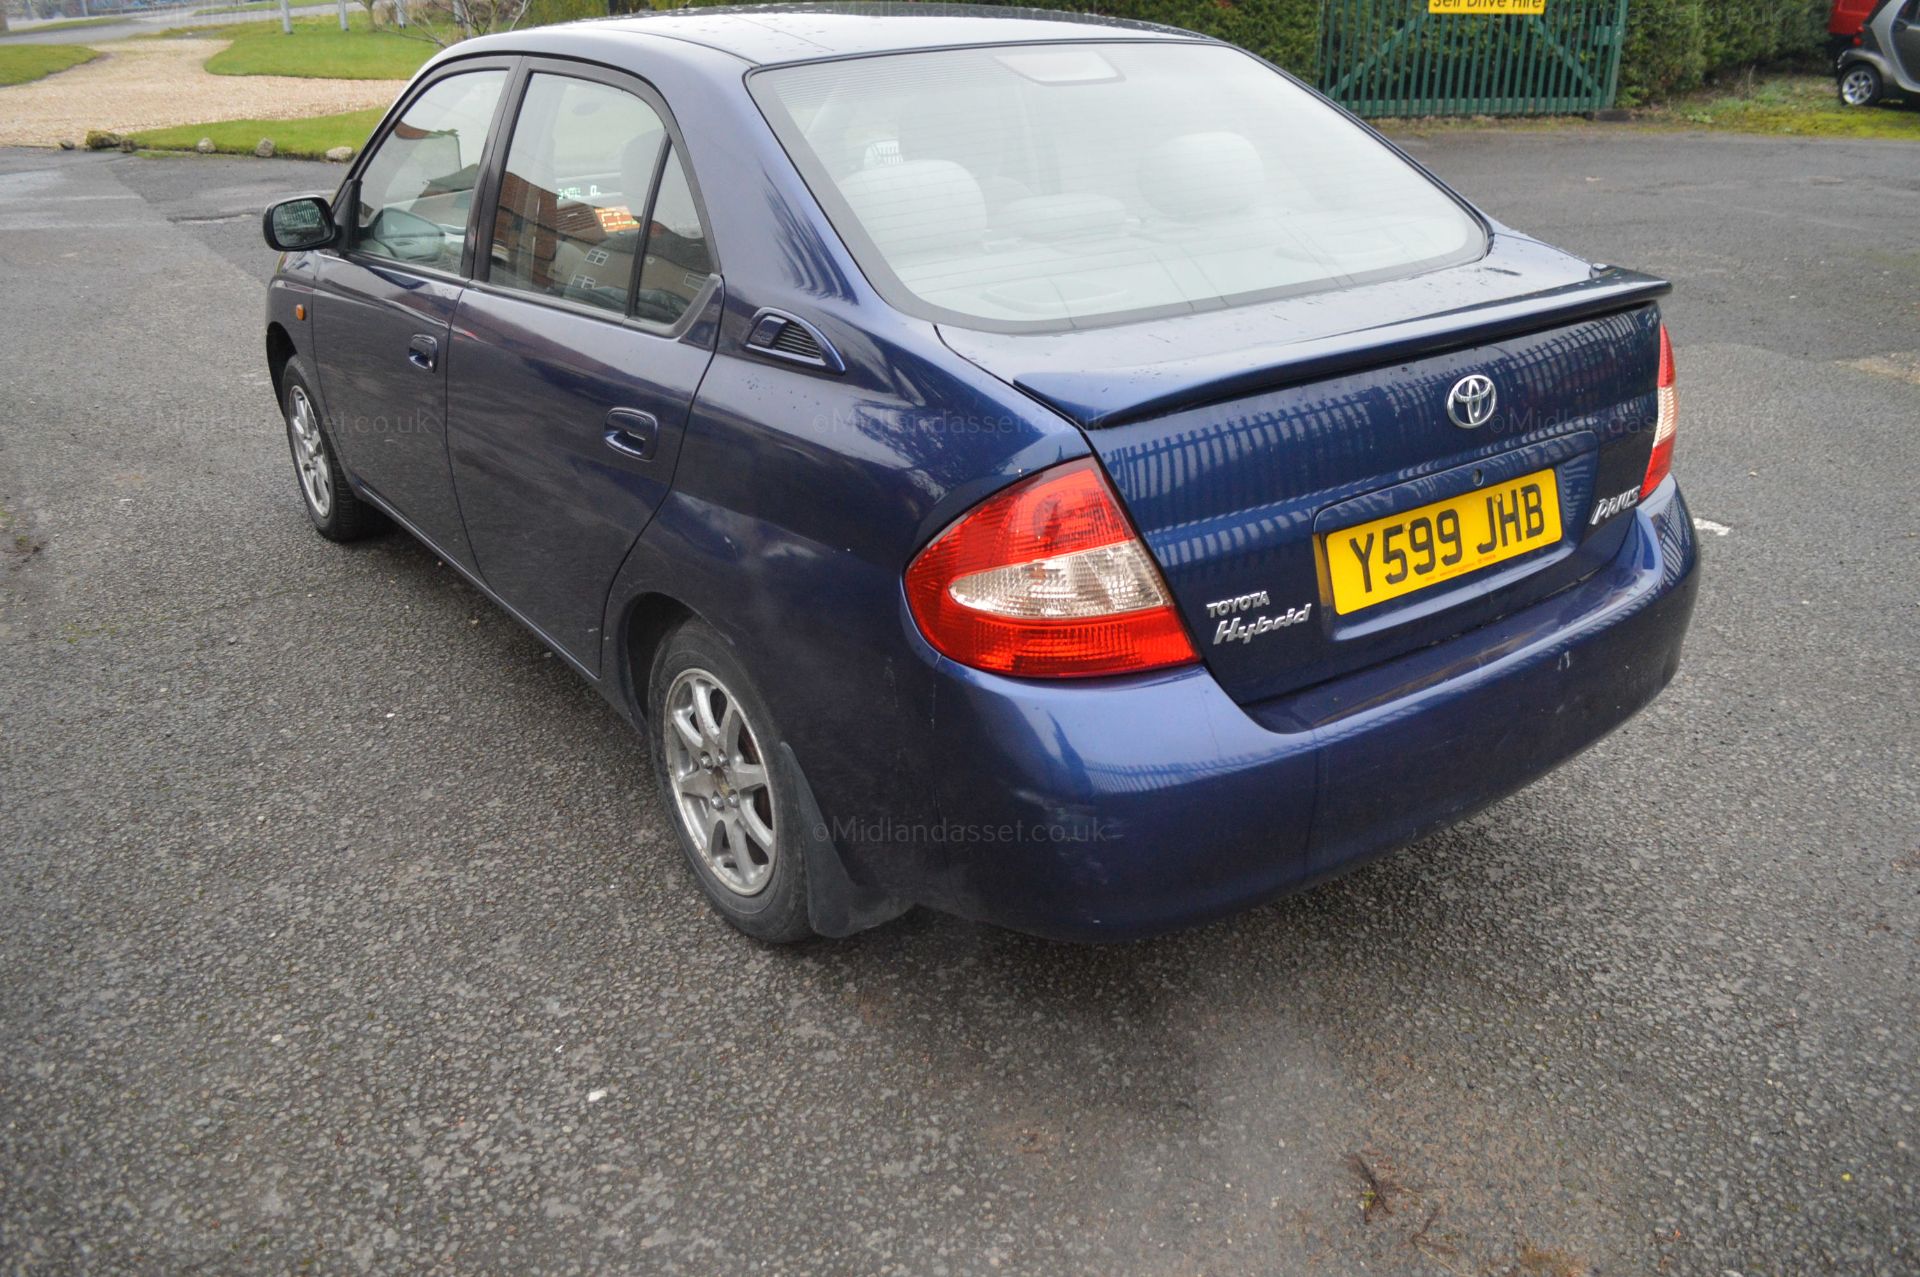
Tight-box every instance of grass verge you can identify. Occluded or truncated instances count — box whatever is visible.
[176,13,431,79]
[0,43,97,87]
[128,107,385,159]
[1651,72,1920,140]
[1382,73,1920,142]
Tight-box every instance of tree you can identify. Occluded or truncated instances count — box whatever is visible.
[406,0,532,45]
[354,0,408,31]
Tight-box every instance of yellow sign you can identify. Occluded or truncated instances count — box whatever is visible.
[1429,0,1546,12]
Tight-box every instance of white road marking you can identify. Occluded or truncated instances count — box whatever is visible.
[1693,518,1732,537]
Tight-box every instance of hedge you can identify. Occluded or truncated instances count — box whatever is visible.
[595,0,1826,110]
[1619,0,1828,103]
[617,0,1319,77]
[957,0,1320,80]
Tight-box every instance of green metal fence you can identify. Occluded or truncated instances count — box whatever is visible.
[1318,0,1629,117]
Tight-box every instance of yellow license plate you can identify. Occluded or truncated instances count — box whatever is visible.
[1324,469,1562,614]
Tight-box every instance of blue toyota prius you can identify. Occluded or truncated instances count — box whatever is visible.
[261,2,1697,942]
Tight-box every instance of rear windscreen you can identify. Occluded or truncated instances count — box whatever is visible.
[751,42,1486,332]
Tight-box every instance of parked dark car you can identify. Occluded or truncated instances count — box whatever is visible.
[261,3,1697,943]
[1838,0,1920,104]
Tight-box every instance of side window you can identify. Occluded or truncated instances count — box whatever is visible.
[354,70,507,272]
[490,74,669,315]
[634,147,714,326]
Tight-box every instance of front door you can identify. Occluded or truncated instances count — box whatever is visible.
[1893,0,1920,83]
[448,66,721,671]
[311,66,511,572]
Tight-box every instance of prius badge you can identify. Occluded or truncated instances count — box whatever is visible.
[1446,374,1498,429]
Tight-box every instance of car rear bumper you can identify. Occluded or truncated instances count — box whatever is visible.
[874,479,1698,940]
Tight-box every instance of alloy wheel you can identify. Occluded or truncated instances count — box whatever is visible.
[662,666,778,896]
[287,385,332,517]
[1840,68,1877,105]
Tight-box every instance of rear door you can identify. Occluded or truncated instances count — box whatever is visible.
[447,62,720,673]
[310,64,512,573]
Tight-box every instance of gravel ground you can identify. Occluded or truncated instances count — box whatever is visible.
[0,133,1916,1275]
[0,38,406,148]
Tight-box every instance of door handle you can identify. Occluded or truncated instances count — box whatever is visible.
[603,408,659,462]
[407,334,438,371]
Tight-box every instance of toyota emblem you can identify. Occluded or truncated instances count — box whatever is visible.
[1446,374,1498,429]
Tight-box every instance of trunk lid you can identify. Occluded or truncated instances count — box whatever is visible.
[939,233,1671,706]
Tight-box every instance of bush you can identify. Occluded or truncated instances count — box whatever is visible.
[614,0,1821,109]
[523,0,611,26]
[627,0,1318,76]
[1621,0,1827,103]
[961,0,1320,77]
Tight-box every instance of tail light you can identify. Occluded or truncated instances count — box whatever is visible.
[1642,323,1678,495]
[905,459,1197,679]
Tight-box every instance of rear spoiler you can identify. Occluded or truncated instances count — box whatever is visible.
[939,236,1671,430]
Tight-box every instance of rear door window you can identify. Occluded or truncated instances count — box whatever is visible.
[488,71,714,325]
[490,74,667,315]
[632,148,714,325]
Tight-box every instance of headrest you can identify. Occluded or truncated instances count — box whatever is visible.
[1139,132,1265,221]
[837,160,986,258]
[998,193,1128,243]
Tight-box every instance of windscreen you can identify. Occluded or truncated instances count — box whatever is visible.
[751,42,1486,331]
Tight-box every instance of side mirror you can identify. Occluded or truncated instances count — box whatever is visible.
[263,195,338,252]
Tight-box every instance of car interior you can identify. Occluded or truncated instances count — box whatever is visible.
[767,43,1484,326]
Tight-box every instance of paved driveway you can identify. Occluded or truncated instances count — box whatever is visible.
[0,134,1915,1275]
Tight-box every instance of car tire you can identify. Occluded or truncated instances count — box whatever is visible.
[647,619,817,944]
[1838,63,1882,107]
[281,360,385,542]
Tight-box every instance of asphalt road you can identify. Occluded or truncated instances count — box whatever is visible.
[0,4,342,45]
[1,132,1916,1275]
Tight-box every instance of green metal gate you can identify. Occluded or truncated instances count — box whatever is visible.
[1318,0,1630,118]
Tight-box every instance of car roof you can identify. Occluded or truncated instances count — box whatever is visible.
[577,2,1211,67]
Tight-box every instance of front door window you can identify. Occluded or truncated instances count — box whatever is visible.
[354,70,509,272]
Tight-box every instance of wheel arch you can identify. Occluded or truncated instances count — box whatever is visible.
[619,591,698,724]
[266,322,297,402]
[1836,50,1891,76]
[613,586,909,936]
